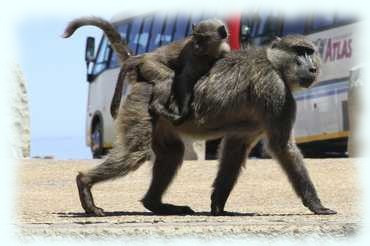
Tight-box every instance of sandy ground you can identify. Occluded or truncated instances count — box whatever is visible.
[16,158,360,239]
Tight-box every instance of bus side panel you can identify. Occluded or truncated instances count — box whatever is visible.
[294,83,348,140]
[293,23,357,143]
[86,68,121,148]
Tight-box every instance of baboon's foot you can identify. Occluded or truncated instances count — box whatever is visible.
[76,173,105,216]
[85,206,105,217]
[211,210,236,216]
[304,201,337,215]
[211,204,235,216]
[309,206,337,215]
[142,200,195,215]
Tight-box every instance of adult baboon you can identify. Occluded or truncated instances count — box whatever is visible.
[75,35,337,216]
[63,17,230,123]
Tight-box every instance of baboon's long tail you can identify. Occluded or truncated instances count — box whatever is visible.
[62,16,131,63]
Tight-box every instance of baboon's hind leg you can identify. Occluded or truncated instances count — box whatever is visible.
[77,83,154,216]
[141,123,194,215]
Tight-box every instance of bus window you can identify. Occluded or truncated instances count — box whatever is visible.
[110,22,129,68]
[137,16,153,54]
[251,19,260,37]
[249,13,282,46]
[118,22,130,39]
[148,15,165,51]
[313,16,334,30]
[161,16,175,45]
[239,15,252,48]
[173,16,189,41]
[92,36,111,75]
[256,14,268,36]
[128,17,143,55]
[282,18,306,35]
[335,15,357,26]
[258,14,282,37]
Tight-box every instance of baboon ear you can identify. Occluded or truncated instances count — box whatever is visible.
[217,25,228,39]
[192,23,196,32]
[271,36,282,48]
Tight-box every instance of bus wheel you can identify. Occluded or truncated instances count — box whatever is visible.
[91,122,106,159]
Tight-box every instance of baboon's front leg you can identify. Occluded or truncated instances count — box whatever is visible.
[267,133,337,215]
[211,135,256,216]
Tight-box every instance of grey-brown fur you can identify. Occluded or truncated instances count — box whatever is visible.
[75,34,336,216]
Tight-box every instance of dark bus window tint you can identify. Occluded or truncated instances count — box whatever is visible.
[110,22,129,68]
[243,13,263,38]
[282,18,305,35]
[257,14,268,36]
[313,16,334,30]
[173,16,189,41]
[257,14,282,37]
[92,36,110,75]
[161,16,175,45]
[118,22,130,40]
[249,21,258,37]
[128,18,142,55]
[148,15,165,51]
[137,17,153,54]
[335,16,357,25]
[240,15,251,33]
[247,13,283,46]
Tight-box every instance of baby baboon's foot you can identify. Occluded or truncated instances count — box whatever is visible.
[76,173,105,216]
[172,115,188,126]
[142,200,195,215]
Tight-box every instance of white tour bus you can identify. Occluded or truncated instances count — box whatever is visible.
[82,12,357,158]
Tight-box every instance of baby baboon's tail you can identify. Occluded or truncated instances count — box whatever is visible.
[62,16,131,63]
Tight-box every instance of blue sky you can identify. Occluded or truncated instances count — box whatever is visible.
[16,16,110,159]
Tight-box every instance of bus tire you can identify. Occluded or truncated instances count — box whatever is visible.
[91,121,106,159]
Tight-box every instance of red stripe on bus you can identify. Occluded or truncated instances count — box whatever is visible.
[227,13,241,50]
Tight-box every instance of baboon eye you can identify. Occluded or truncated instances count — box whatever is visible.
[292,46,314,56]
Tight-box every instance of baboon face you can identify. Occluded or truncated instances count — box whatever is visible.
[192,19,230,57]
[267,35,320,90]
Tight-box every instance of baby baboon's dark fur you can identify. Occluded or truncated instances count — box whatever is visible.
[75,34,337,216]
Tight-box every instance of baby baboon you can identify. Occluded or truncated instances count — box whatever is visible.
[63,17,230,123]
[149,19,230,125]
[73,34,336,216]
